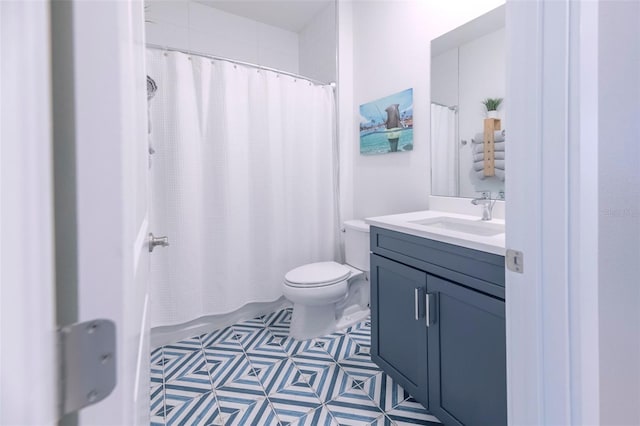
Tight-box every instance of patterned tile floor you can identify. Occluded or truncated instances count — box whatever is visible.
[150,308,441,425]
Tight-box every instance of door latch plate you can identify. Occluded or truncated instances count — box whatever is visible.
[506,249,524,273]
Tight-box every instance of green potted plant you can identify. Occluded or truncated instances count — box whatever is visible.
[482,98,503,119]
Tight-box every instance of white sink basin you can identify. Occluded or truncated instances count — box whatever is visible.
[409,217,505,237]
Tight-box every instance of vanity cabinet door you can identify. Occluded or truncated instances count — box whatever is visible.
[370,254,429,407]
[427,275,507,426]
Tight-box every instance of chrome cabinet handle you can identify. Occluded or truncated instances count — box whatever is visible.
[148,233,169,252]
[425,293,433,327]
[414,288,420,320]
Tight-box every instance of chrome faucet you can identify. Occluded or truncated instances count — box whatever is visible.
[471,192,496,221]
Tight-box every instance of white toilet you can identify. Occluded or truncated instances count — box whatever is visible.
[283,219,370,340]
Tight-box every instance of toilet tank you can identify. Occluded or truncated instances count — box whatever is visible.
[344,219,370,272]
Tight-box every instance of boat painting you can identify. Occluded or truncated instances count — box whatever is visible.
[359,88,414,155]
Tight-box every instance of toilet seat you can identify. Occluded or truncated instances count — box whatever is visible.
[284,261,351,288]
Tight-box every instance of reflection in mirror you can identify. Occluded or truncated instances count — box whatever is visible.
[430,5,505,199]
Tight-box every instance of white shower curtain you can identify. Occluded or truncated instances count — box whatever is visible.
[146,49,339,328]
[430,104,458,196]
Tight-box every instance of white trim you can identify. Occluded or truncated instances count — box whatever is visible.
[0,1,58,424]
[505,1,545,422]
[506,0,606,424]
[539,1,572,421]
[570,1,600,423]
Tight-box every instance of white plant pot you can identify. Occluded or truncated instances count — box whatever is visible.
[487,110,499,119]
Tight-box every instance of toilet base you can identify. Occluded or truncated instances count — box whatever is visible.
[289,304,337,340]
[335,305,370,332]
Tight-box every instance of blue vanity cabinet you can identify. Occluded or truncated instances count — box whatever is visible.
[426,275,507,426]
[369,226,506,426]
[370,253,429,406]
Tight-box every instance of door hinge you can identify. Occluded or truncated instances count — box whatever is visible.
[58,319,117,418]
[506,249,524,273]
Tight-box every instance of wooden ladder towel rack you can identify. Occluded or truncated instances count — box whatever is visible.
[483,118,501,176]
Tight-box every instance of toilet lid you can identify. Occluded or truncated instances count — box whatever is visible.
[285,261,351,287]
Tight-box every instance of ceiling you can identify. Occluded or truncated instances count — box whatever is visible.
[195,0,333,33]
[431,5,505,57]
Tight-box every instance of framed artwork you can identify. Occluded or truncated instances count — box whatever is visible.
[359,88,413,155]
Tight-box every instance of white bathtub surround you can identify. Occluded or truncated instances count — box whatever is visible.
[147,49,338,328]
[366,210,505,256]
[150,297,291,349]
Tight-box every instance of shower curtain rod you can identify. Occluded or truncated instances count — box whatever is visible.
[431,101,458,111]
[146,44,334,88]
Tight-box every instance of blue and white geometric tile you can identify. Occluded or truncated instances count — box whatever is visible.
[243,328,290,365]
[299,362,354,402]
[230,317,269,348]
[202,348,246,389]
[263,308,292,330]
[346,319,372,347]
[292,405,339,426]
[215,390,279,426]
[149,310,442,425]
[201,326,246,352]
[289,339,336,365]
[163,371,214,412]
[165,391,223,426]
[360,372,410,412]
[267,365,323,424]
[199,326,232,349]
[150,347,164,388]
[321,332,373,365]
[162,338,206,383]
[150,385,165,424]
[338,357,381,382]
[269,392,323,425]
[259,358,308,396]
[369,413,395,425]
[385,396,441,425]
[325,386,387,425]
[314,332,352,363]
[215,370,267,402]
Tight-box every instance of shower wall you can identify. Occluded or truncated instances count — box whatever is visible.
[298,1,336,83]
[145,0,337,83]
[145,1,300,73]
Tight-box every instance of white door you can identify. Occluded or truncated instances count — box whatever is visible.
[70,0,151,424]
[1,1,58,424]
[1,1,150,424]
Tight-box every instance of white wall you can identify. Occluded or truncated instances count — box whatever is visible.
[145,0,299,73]
[597,1,640,424]
[349,1,430,219]
[342,0,505,219]
[299,1,336,83]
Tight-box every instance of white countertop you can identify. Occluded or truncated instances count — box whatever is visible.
[365,210,506,256]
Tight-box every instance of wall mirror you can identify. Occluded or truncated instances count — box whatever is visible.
[430,5,505,199]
